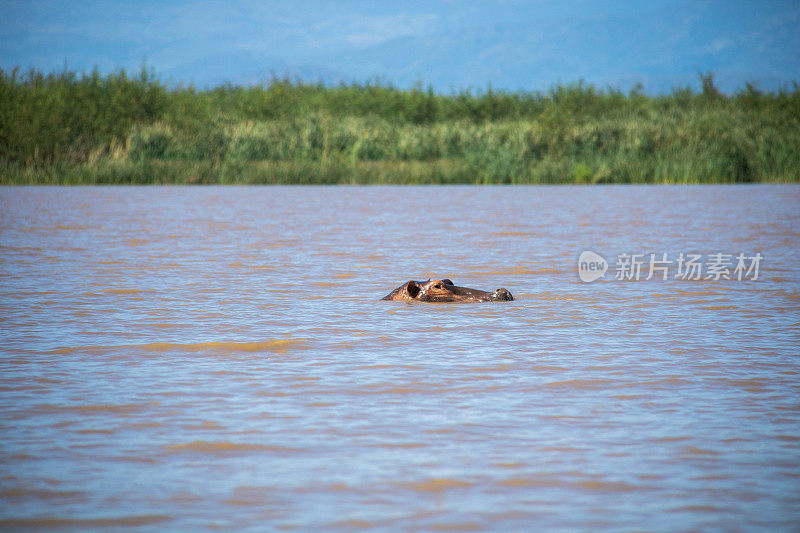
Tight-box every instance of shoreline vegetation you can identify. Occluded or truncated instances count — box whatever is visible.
[1,66,799,185]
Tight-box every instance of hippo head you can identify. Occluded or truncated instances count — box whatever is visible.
[382,279,514,302]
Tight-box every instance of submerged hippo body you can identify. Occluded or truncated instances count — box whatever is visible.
[382,278,514,302]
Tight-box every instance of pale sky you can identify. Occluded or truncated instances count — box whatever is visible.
[1,0,797,92]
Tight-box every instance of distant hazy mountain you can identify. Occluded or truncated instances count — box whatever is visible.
[2,0,798,93]
[176,0,798,93]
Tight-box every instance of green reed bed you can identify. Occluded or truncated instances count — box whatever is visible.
[1,67,798,184]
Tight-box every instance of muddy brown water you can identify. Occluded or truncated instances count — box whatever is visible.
[1,185,799,530]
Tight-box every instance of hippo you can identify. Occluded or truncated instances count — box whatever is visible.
[382,278,514,302]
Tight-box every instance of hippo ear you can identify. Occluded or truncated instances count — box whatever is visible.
[442,278,454,285]
[405,280,421,298]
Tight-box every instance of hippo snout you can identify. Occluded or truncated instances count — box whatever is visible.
[491,288,514,301]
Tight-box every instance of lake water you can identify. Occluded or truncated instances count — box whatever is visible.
[1,185,799,531]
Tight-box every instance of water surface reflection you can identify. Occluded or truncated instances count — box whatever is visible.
[1,185,799,530]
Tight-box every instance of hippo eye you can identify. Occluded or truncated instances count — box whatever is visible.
[434,283,442,289]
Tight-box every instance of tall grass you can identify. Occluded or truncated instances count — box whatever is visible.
[1,66,798,184]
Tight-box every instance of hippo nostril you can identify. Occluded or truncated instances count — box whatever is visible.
[491,288,514,301]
